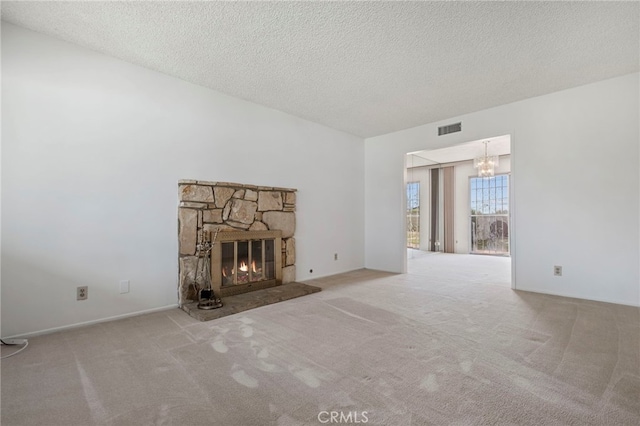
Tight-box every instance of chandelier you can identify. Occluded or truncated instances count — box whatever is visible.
[474,141,499,177]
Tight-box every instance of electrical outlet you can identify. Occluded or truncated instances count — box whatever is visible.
[554,266,562,277]
[334,253,338,261]
[119,280,130,294]
[77,286,88,300]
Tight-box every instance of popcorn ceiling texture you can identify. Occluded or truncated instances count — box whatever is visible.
[2,1,638,137]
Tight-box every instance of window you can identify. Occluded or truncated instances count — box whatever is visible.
[470,175,509,255]
[407,181,420,249]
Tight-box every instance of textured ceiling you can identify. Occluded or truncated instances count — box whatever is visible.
[2,1,638,138]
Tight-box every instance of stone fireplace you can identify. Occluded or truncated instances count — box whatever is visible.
[178,180,296,306]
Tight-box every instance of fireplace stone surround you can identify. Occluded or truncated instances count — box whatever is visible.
[177,180,296,306]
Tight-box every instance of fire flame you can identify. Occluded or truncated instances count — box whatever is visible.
[223,261,260,279]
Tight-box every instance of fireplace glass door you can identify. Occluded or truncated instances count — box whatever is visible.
[221,239,276,287]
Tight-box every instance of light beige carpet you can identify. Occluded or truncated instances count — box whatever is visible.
[1,253,639,425]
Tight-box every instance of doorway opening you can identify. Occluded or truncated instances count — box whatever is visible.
[405,135,513,287]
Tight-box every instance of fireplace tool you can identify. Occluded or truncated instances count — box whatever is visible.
[195,228,223,310]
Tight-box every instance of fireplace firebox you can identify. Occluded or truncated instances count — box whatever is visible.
[212,230,282,297]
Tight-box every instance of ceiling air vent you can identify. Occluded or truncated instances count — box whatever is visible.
[438,122,462,136]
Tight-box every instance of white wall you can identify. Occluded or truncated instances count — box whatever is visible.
[366,73,640,307]
[1,24,365,337]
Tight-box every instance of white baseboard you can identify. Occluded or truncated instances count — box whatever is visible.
[4,304,180,339]
[299,267,372,282]
[514,287,640,308]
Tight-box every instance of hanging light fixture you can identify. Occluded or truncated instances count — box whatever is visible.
[474,141,499,177]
